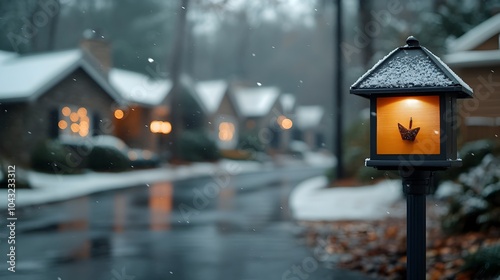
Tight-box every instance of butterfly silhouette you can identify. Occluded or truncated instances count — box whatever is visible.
[398,117,420,141]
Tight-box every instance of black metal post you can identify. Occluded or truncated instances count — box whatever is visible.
[400,169,432,280]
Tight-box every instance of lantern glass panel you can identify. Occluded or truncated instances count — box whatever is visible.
[376,95,440,155]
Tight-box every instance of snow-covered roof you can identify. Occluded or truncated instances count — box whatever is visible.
[351,37,473,98]
[0,50,81,101]
[232,86,280,117]
[0,49,124,104]
[194,80,227,114]
[448,13,500,53]
[444,50,500,67]
[295,105,324,129]
[280,93,296,113]
[109,68,172,106]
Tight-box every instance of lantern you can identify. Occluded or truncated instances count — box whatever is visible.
[350,36,474,280]
[350,36,473,170]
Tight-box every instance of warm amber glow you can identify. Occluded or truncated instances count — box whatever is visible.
[277,115,293,130]
[80,120,89,130]
[160,122,172,134]
[69,112,79,122]
[58,120,68,129]
[150,121,171,134]
[219,122,235,141]
[150,121,161,133]
[114,109,124,120]
[149,182,173,231]
[376,96,440,155]
[404,98,420,106]
[59,105,90,137]
[77,107,87,117]
[78,129,88,137]
[79,121,89,136]
[70,123,80,133]
[81,116,89,124]
[281,118,293,130]
[61,106,71,116]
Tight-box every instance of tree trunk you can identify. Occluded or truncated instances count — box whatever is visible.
[235,11,250,79]
[170,0,190,85]
[169,0,190,161]
[359,0,373,67]
[47,0,60,51]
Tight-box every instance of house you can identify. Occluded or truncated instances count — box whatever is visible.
[0,48,125,166]
[294,105,325,150]
[444,13,500,142]
[109,68,172,155]
[194,80,239,150]
[230,84,285,150]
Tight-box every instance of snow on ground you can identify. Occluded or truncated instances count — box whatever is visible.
[0,160,264,209]
[290,176,402,221]
[303,152,336,167]
[434,180,462,200]
[0,150,399,224]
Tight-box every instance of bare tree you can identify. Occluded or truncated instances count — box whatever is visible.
[358,0,373,67]
[169,0,190,161]
[47,0,60,50]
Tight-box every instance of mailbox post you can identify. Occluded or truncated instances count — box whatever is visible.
[350,36,473,280]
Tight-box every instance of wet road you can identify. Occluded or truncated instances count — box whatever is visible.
[0,166,371,280]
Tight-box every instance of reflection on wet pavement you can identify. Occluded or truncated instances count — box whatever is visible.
[149,182,173,231]
[0,167,372,280]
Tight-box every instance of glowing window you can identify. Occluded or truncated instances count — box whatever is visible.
[59,106,91,138]
[150,121,172,134]
[218,122,235,141]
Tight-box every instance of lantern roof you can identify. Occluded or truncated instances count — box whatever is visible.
[350,36,473,99]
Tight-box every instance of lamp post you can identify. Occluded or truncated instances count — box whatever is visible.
[350,36,473,280]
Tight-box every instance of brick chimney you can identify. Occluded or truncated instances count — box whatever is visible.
[80,29,112,75]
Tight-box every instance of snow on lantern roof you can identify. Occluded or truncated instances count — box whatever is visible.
[194,80,228,114]
[232,86,280,117]
[350,36,473,99]
[109,68,172,107]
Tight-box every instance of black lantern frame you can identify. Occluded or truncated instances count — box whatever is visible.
[350,36,473,170]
